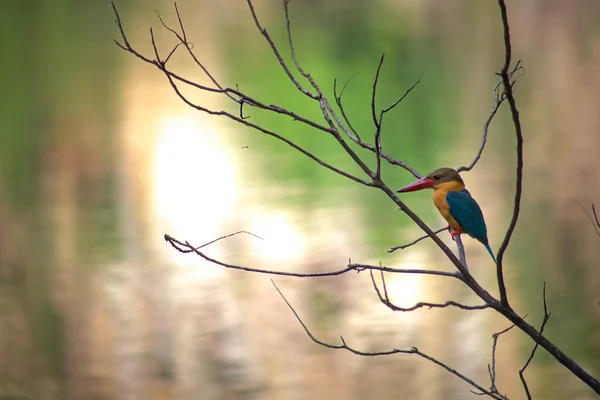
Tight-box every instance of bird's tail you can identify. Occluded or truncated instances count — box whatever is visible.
[483,242,497,264]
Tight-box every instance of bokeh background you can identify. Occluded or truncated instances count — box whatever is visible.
[1,0,599,399]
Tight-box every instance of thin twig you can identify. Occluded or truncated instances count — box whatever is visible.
[172,231,264,253]
[370,270,487,312]
[371,55,385,132]
[494,0,523,309]
[282,0,319,95]
[333,74,363,141]
[457,59,523,173]
[245,0,317,99]
[164,75,374,186]
[488,324,516,394]
[575,200,600,236]
[114,4,334,131]
[457,98,504,172]
[381,74,421,115]
[331,71,421,178]
[577,201,600,237]
[155,5,238,103]
[280,0,376,180]
[519,283,550,400]
[272,280,505,400]
[388,227,447,253]
[370,55,421,180]
[164,233,465,280]
[350,263,462,280]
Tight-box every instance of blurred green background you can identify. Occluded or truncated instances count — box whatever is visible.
[1,0,599,399]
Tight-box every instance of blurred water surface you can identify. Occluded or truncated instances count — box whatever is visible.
[0,0,599,399]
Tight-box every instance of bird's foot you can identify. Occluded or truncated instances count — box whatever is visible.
[448,226,461,240]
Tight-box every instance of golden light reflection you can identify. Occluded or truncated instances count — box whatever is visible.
[249,211,306,263]
[385,256,424,309]
[153,112,238,273]
[371,251,426,331]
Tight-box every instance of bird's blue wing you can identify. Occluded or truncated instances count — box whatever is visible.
[446,189,488,243]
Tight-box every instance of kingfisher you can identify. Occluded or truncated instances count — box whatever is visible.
[397,167,496,263]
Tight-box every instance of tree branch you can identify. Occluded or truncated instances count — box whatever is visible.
[475,323,515,398]
[456,95,504,173]
[372,55,384,179]
[272,279,506,400]
[577,201,600,237]
[494,0,522,309]
[370,269,487,312]
[519,283,550,400]
[164,233,463,280]
[245,0,317,99]
[388,226,447,253]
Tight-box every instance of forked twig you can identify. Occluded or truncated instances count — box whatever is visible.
[370,270,485,313]
[494,0,523,309]
[272,280,505,400]
[164,232,464,280]
[388,227,447,253]
[519,283,550,400]
[174,231,263,253]
[576,201,600,237]
[471,323,516,398]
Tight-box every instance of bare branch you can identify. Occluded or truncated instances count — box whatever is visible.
[519,283,550,400]
[164,233,464,280]
[494,0,523,309]
[333,77,422,178]
[388,226,447,253]
[369,56,421,179]
[577,201,600,237]
[456,98,504,173]
[245,0,317,99]
[272,280,505,399]
[483,323,516,397]
[165,233,359,277]
[370,270,487,312]
[381,74,421,115]
[333,74,363,141]
[165,76,374,186]
[371,55,385,131]
[131,24,375,186]
[281,0,378,181]
[350,263,462,280]
[156,5,239,103]
[281,0,320,95]
[457,58,523,173]
[170,231,263,254]
[330,70,422,178]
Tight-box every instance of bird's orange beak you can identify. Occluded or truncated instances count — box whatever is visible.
[397,177,435,192]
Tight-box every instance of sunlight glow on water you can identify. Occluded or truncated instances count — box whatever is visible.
[153,112,238,272]
[361,251,427,337]
[250,212,305,263]
[385,260,423,309]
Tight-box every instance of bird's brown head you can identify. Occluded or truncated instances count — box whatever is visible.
[397,167,464,192]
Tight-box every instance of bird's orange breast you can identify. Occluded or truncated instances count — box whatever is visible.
[432,181,465,232]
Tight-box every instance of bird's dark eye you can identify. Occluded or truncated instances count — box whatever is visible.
[433,174,441,180]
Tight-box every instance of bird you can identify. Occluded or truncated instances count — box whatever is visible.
[397,167,496,263]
